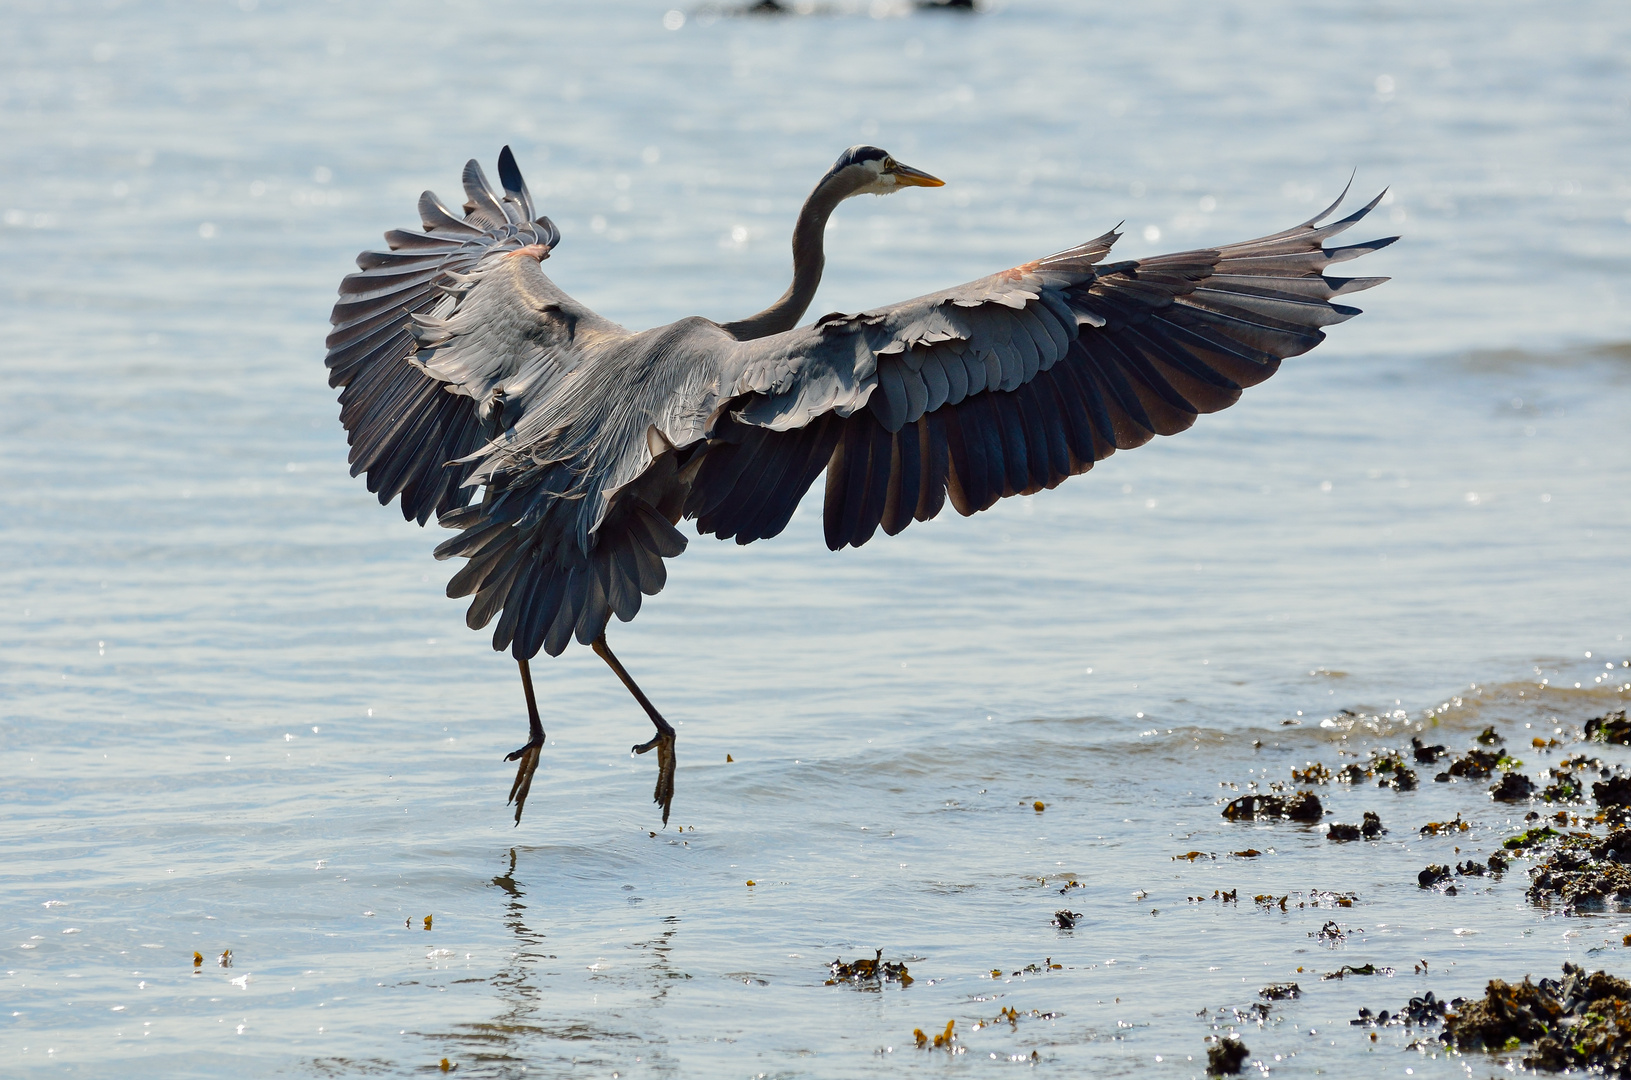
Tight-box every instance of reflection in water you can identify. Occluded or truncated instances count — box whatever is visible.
[420,850,686,1075]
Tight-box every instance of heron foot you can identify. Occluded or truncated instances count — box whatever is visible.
[631,726,676,826]
[505,735,544,827]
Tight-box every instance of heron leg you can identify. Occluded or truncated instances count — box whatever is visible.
[590,634,676,826]
[503,658,547,826]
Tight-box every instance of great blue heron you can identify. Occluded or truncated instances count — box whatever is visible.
[325,146,1392,826]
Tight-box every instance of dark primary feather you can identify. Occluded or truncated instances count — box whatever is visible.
[324,150,560,524]
[690,189,1394,549]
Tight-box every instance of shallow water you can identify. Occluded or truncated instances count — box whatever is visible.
[4,0,1631,1075]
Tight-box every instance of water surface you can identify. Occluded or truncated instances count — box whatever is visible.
[4,1,1631,1075]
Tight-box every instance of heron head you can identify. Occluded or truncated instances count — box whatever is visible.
[822,145,945,198]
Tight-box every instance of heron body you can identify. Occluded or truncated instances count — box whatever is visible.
[325,145,1393,825]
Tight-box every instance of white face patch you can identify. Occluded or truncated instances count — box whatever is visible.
[856,159,900,197]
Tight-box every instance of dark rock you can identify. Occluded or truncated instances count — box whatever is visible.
[1491,772,1537,802]
[1412,736,1447,763]
[1381,766,1419,791]
[1448,748,1502,779]
[1594,775,1631,807]
[1353,991,1451,1027]
[1418,864,1452,888]
[1327,822,1362,841]
[1206,1035,1249,1075]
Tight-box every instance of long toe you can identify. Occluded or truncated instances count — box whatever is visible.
[507,744,542,826]
[651,731,677,826]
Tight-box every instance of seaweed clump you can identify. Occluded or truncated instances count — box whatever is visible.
[1527,828,1631,910]
[1442,964,1631,1077]
[1587,709,1631,745]
[828,949,912,986]
[1438,747,1501,782]
[1327,812,1386,841]
[1222,791,1322,823]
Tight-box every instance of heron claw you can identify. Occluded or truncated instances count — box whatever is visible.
[506,736,545,827]
[631,728,676,826]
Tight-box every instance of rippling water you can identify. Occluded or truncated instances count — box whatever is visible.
[4,1,1631,1075]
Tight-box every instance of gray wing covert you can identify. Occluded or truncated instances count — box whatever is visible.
[685,190,1395,550]
[324,147,562,524]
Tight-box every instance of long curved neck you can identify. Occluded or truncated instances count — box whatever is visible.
[720,179,850,341]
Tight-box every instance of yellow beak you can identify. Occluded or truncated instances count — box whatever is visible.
[890,161,945,188]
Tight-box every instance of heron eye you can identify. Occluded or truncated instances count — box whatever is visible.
[882,158,895,171]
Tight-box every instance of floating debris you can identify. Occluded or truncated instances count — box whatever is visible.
[192,951,202,967]
[1206,1034,1249,1075]
[1259,982,1300,1000]
[1313,920,1348,943]
[423,915,433,931]
[913,1019,957,1051]
[1221,791,1322,823]
[1033,801,1046,812]
[1476,726,1505,745]
[219,948,232,967]
[971,1004,1062,1030]
[1441,963,1631,1076]
[828,948,912,986]
[1322,963,1389,980]
[1174,850,1215,862]
[1052,910,1081,929]
[1291,762,1331,784]
[1419,813,1470,836]
[1189,889,1239,903]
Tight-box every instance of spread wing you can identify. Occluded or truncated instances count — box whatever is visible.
[324,147,563,524]
[685,188,1396,550]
